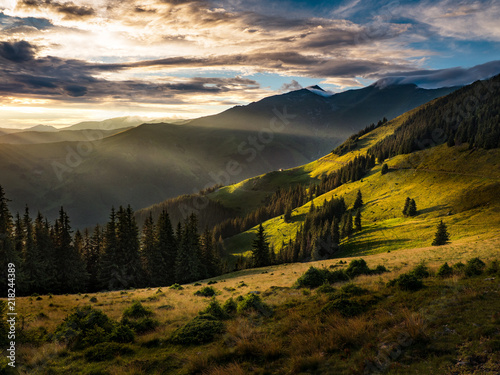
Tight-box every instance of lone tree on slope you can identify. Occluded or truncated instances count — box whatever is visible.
[432,220,450,246]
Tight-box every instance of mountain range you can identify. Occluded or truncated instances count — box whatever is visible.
[0,81,459,228]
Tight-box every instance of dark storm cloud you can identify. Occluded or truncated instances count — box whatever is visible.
[373,60,500,88]
[0,40,36,62]
[18,0,96,19]
[0,41,261,103]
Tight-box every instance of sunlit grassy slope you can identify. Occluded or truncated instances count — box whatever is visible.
[13,237,500,374]
[221,103,500,256]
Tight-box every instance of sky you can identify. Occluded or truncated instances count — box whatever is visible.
[0,0,500,128]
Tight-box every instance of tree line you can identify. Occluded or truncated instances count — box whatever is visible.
[368,74,500,162]
[0,186,225,295]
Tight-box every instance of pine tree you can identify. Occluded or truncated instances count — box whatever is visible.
[175,214,202,283]
[381,163,389,175]
[22,207,44,294]
[142,213,161,286]
[53,207,88,293]
[85,225,102,292]
[157,210,177,285]
[403,197,411,216]
[33,212,54,293]
[115,205,144,288]
[331,218,340,248]
[99,207,122,290]
[353,190,363,210]
[432,220,450,246]
[0,186,21,294]
[252,224,270,267]
[408,199,417,216]
[355,209,362,231]
[345,212,353,238]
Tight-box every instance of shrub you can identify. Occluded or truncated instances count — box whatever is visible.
[109,324,135,343]
[122,317,159,334]
[170,315,224,345]
[326,269,349,283]
[372,265,388,274]
[296,267,328,288]
[388,273,423,291]
[169,283,184,290]
[54,306,115,349]
[452,262,466,274]
[194,286,218,297]
[381,163,389,174]
[200,299,229,320]
[486,260,499,275]
[437,262,453,278]
[322,298,364,317]
[207,280,218,285]
[465,257,486,276]
[89,297,97,303]
[237,293,272,316]
[316,284,336,294]
[410,263,430,279]
[84,342,134,362]
[222,298,237,314]
[345,259,371,278]
[338,283,367,297]
[123,301,153,319]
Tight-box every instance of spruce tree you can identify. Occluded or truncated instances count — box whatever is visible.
[432,220,450,246]
[0,186,21,294]
[355,209,362,232]
[99,207,121,290]
[22,207,44,294]
[53,207,88,293]
[157,209,177,285]
[381,163,389,175]
[353,190,363,210]
[142,213,161,286]
[251,224,270,267]
[331,218,340,248]
[175,214,202,283]
[85,225,102,292]
[403,197,411,216]
[115,205,144,288]
[33,212,54,293]
[408,199,417,216]
[345,212,353,238]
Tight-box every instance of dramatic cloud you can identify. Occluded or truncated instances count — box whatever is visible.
[373,60,500,88]
[0,0,498,126]
[280,80,303,92]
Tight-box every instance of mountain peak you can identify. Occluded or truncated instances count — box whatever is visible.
[305,85,332,97]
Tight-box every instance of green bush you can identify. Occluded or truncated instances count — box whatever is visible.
[316,284,336,294]
[237,293,272,316]
[345,259,371,278]
[410,263,430,279]
[372,265,388,275]
[222,298,237,314]
[337,283,367,297]
[89,297,97,303]
[322,296,365,317]
[169,283,184,290]
[486,260,499,275]
[437,262,453,278]
[296,267,328,288]
[170,315,224,345]
[84,342,134,362]
[465,257,486,276]
[54,306,115,349]
[194,286,218,297]
[452,262,466,275]
[207,280,218,285]
[388,273,423,291]
[109,324,135,343]
[123,301,153,319]
[200,299,229,320]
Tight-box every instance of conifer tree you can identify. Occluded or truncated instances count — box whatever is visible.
[432,220,450,246]
[175,214,202,283]
[157,209,177,285]
[355,209,362,232]
[403,197,411,216]
[115,205,143,288]
[331,218,340,248]
[0,186,21,294]
[22,207,44,294]
[85,225,102,292]
[53,207,88,293]
[33,212,54,293]
[408,199,417,216]
[344,212,353,238]
[142,213,161,286]
[353,190,363,210]
[99,207,121,290]
[252,224,270,267]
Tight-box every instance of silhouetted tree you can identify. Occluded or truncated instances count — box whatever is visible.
[432,220,450,246]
